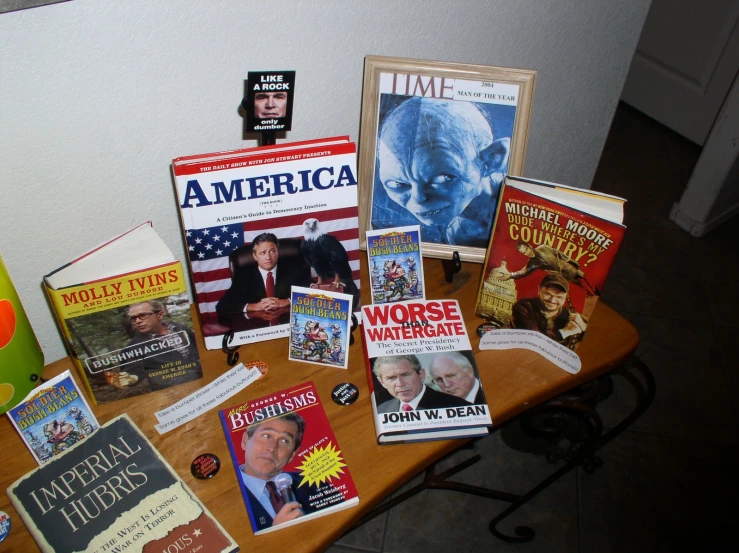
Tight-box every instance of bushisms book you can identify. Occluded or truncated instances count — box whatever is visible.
[43,223,202,404]
[219,382,359,534]
[172,137,361,350]
[361,299,492,443]
[475,175,626,350]
[7,414,237,553]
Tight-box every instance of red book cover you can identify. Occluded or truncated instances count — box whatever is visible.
[476,176,626,350]
[218,382,359,535]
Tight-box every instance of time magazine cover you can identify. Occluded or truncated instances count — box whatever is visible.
[361,299,492,443]
[172,137,361,350]
[219,382,359,534]
[475,175,626,350]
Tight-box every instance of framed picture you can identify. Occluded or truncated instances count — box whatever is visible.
[358,56,536,263]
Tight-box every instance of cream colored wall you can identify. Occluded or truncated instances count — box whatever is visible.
[0,0,651,362]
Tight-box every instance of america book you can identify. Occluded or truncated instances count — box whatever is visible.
[361,299,492,444]
[6,414,238,553]
[219,381,359,535]
[6,370,99,465]
[172,137,361,350]
[43,222,202,404]
[366,225,425,304]
[475,175,627,350]
[289,286,352,369]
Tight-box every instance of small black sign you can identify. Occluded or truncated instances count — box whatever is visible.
[245,70,296,133]
[331,382,359,406]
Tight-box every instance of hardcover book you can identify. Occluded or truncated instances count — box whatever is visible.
[289,286,352,369]
[6,414,238,553]
[366,225,425,304]
[475,175,627,350]
[219,382,359,535]
[172,137,361,350]
[43,222,203,404]
[361,299,492,443]
[6,370,99,465]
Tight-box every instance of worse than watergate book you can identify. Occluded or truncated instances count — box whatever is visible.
[366,225,425,304]
[43,222,203,404]
[172,137,361,351]
[7,414,238,553]
[6,370,99,465]
[475,175,626,351]
[289,286,352,369]
[219,381,359,535]
[361,299,492,444]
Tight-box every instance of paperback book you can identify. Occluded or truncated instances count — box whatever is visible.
[366,225,425,304]
[475,175,627,350]
[172,137,361,350]
[361,299,492,443]
[289,286,352,369]
[6,370,98,465]
[43,222,202,404]
[219,381,359,535]
[7,414,238,553]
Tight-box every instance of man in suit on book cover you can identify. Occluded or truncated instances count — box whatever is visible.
[216,233,311,326]
[239,412,317,531]
[373,354,471,413]
[428,352,485,405]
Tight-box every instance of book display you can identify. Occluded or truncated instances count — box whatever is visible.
[0,57,645,553]
[7,414,238,553]
[172,137,361,351]
[475,176,626,350]
[219,382,359,534]
[42,222,203,404]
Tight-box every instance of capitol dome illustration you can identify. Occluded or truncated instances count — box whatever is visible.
[477,259,517,326]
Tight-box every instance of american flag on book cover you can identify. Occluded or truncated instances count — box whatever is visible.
[186,206,360,335]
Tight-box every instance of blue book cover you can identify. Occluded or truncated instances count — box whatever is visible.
[366,225,425,304]
[6,370,99,465]
[289,286,352,369]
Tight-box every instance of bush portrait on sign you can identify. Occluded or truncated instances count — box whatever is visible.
[245,70,296,133]
[358,56,536,263]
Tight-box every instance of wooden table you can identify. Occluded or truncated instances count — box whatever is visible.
[0,257,642,552]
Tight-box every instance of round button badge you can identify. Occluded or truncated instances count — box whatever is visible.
[191,453,221,480]
[331,383,359,406]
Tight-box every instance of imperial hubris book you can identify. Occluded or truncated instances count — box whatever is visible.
[361,299,492,443]
[43,222,202,404]
[219,381,359,535]
[475,175,626,351]
[7,414,238,553]
[172,137,361,350]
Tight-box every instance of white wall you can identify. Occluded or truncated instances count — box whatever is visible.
[0,0,651,363]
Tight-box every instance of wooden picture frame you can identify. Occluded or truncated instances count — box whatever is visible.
[358,55,536,263]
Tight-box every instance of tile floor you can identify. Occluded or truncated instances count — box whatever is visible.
[327,104,739,553]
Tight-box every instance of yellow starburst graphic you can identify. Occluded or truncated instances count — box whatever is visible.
[295,442,347,488]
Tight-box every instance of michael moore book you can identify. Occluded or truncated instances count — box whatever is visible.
[219,381,359,535]
[6,414,238,553]
[172,136,361,351]
[475,175,626,351]
[43,222,202,404]
[361,299,492,443]
[6,370,99,465]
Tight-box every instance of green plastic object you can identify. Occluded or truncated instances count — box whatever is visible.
[0,255,44,414]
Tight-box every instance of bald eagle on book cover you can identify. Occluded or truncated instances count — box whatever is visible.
[301,218,359,309]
